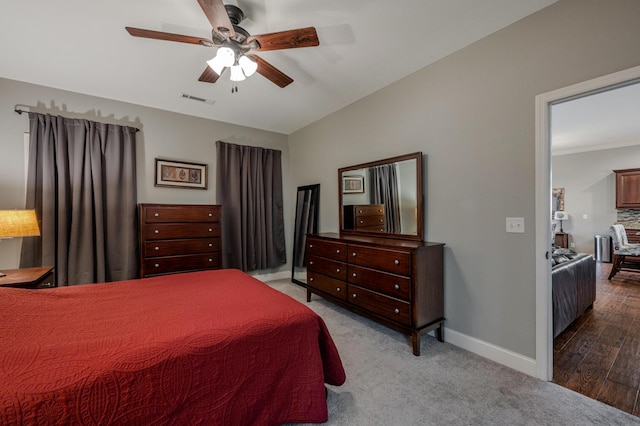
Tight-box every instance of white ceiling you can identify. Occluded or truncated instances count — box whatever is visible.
[1,0,558,135]
[552,81,640,156]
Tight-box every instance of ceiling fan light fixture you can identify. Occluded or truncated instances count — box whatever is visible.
[239,55,257,77]
[206,56,225,75]
[215,46,235,67]
[229,65,246,82]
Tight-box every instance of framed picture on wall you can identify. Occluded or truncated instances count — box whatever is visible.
[155,158,208,190]
[342,175,364,193]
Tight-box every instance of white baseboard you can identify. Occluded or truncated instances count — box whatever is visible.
[444,327,537,377]
[250,270,290,283]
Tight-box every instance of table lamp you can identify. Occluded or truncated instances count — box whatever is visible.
[0,209,41,277]
[553,210,569,232]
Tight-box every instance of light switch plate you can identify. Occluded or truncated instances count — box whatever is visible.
[506,217,525,233]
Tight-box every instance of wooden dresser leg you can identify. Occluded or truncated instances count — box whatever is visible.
[306,289,312,303]
[436,322,444,342]
[412,332,420,356]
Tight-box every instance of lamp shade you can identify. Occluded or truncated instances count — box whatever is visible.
[239,55,258,77]
[0,210,40,238]
[229,65,246,82]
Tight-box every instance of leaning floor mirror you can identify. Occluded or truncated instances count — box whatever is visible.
[292,184,320,286]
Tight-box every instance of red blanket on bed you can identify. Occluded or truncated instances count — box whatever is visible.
[0,269,345,425]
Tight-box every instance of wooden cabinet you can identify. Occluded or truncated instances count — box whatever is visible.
[139,204,222,278]
[614,168,640,208]
[554,232,569,249]
[306,233,444,356]
[0,266,55,289]
[343,204,385,232]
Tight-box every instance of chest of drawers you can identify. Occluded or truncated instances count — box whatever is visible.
[139,204,222,278]
[306,233,444,356]
[343,204,386,232]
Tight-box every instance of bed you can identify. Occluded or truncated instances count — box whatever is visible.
[0,269,345,425]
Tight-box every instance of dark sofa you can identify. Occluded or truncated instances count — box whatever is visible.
[552,251,596,338]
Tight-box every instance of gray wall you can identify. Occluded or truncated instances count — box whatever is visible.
[289,0,640,358]
[0,78,290,272]
[552,144,640,254]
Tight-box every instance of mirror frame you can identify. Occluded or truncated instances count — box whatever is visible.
[338,152,423,241]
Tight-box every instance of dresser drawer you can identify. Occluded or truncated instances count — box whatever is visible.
[307,271,347,301]
[307,255,347,281]
[348,244,411,276]
[355,215,385,227]
[347,284,411,325]
[347,264,410,301]
[144,238,220,257]
[143,254,220,276]
[144,205,220,223]
[307,238,347,261]
[353,204,384,217]
[144,223,220,240]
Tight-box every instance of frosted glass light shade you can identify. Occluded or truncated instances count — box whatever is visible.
[216,47,235,67]
[206,56,225,75]
[230,65,246,82]
[239,55,258,77]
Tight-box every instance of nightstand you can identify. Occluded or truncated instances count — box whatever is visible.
[0,266,55,289]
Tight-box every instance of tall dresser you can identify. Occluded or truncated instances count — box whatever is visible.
[306,232,444,356]
[343,204,385,232]
[139,203,222,278]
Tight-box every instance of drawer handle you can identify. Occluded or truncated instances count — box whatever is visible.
[309,261,314,265]
[358,210,363,213]
[154,263,160,268]
[336,287,341,292]
[209,243,213,247]
[352,252,357,257]
[209,258,212,262]
[154,229,159,234]
[378,209,383,213]
[394,308,400,314]
[336,249,341,254]
[154,246,160,251]
[41,282,53,288]
[154,213,159,217]
[309,244,314,248]
[336,268,341,273]
[309,277,314,282]
[208,213,213,217]
[394,259,400,266]
[379,219,383,223]
[208,228,213,232]
[359,220,364,224]
[352,272,357,278]
[394,284,400,290]
[352,293,357,299]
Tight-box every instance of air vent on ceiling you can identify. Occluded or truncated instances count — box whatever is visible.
[181,93,215,105]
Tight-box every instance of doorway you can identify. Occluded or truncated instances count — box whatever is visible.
[535,64,640,381]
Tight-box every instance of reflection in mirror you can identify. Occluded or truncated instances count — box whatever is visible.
[340,152,422,241]
[292,184,320,286]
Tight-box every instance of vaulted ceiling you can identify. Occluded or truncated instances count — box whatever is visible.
[1,0,558,134]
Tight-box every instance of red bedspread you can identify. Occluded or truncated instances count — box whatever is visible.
[0,269,345,425]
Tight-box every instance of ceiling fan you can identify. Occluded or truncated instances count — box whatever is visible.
[125,0,319,89]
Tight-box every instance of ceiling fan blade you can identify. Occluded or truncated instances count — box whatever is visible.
[248,27,319,52]
[197,0,235,37]
[248,55,293,88]
[198,66,222,83]
[126,27,213,46]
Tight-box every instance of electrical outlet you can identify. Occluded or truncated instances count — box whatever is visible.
[506,217,525,233]
[582,214,588,219]
[570,242,576,248]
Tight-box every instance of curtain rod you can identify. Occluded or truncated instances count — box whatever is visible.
[14,105,140,132]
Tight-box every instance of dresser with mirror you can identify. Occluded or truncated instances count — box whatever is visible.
[305,152,445,356]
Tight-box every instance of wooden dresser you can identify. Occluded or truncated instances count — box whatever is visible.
[306,232,444,356]
[139,204,222,278]
[343,204,385,232]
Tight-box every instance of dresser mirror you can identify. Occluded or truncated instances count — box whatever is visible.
[339,152,423,241]
[292,184,320,286]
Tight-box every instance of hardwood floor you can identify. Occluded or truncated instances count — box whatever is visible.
[553,261,640,416]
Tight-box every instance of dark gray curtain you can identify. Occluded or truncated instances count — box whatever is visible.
[20,112,138,286]
[293,185,319,267]
[370,164,401,233]
[216,141,286,271]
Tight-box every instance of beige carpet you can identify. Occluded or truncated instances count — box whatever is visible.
[267,279,640,426]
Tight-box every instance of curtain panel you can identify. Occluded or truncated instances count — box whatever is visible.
[216,141,286,271]
[20,113,138,286]
[369,164,401,233]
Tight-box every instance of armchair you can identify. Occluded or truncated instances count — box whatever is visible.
[608,224,640,279]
